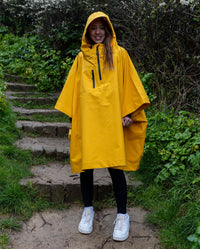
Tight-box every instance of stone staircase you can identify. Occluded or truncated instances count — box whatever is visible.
[6,76,139,204]
[6,76,160,249]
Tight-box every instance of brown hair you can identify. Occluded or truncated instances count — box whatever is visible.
[86,17,113,68]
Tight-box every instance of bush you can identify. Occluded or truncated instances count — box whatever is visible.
[101,0,200,113]
[134,109,200,248]
[0,0,90,56]
[1,0,199,112]
[0,33,73,91]
[0,65,7,113]
[140,109,200,185]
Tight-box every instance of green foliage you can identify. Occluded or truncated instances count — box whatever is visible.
[104,0,200,113]
[0,0,88,56]
[0,102,51,218]
[0,217,22,231]
[0,33,73,91]
[1,1,199,112]
[0,102,20,146]
[0,65,7,112]
[140,72,157,103]
[131,109,200,248]
[18,113,69,123]
[140,110,200,185]
[188,222,200,249]
[0,234,9,249]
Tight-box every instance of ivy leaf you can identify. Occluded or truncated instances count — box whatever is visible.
[187,234,198,242]
[196,225,200,235]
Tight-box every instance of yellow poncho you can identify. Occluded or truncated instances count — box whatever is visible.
[55,12,150,174]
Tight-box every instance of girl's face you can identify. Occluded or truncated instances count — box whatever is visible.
[88,18,106,44]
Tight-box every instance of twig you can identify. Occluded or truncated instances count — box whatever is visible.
[39,213,52,228]
[31,225,36,232]
[98,235,112,249]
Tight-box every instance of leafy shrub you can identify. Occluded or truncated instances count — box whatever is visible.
[1,0,199,112]
[0,0,89,56]
[140,72,157,103]
[188,222,200,249]
[0,65,7,113]
[133,109,200,248]
[27,50,73,91]
[140,109,200,185]
[0,33,73,91]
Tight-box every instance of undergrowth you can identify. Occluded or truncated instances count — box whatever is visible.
[0,29,73,91]
[129,108,200,249]
[0,101,61,248]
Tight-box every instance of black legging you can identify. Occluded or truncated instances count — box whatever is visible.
[80,168,127,214]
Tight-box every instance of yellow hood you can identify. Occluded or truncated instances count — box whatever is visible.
[81,11,117,50]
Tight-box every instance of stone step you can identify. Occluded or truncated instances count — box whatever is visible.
[15,137,70,159]
[16,120,71,137]
[4,72,30,84]
[4,73,29,83]
[6,91,58,97]
[6,82,36,91]
[20,163,138,203]
[13,106,62,117]
[7,94,58,105]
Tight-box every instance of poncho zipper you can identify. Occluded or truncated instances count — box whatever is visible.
[92,70,95,88]
[96,45,102,80]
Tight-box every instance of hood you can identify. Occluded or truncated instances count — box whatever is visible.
[81,11,117,50]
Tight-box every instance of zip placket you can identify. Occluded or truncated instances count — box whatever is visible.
[96,45,102,80]
[92,70,95,88]
[91,45,102,88]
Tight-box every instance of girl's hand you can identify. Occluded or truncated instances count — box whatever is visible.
[122,116,133,127]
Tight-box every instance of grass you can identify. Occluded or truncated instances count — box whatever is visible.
[0,102,70,248]
[2,79,200,249]
[10,100,55,109]
[10,92,58,98]
[0,234,10,249]
[127,163,200,249]
[18,113,70,123]
[0,217,22,231]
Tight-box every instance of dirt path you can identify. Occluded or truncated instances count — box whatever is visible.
[10,206,160,249]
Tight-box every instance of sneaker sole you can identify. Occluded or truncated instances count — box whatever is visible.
[78,226,93,234]
[113,231,129,241]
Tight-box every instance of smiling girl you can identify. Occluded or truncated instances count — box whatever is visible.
[55,12,150,241]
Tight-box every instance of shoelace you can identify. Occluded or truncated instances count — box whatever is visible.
[83,210,93,224]
[113,216,125,231]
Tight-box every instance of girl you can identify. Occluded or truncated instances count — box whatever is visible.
[55,11,150,241]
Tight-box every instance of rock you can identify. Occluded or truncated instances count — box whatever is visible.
[15,137,70,159]
[20,164,132,203]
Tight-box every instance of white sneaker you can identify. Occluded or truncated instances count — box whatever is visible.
[78,208,94,234]
[113,213,130,241]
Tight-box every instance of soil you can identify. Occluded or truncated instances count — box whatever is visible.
[9,205,160,249]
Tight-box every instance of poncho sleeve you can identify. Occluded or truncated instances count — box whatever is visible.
[117,48,150,170]
[55,54,80,118]
[120,48,150,118]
